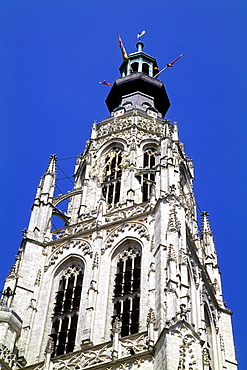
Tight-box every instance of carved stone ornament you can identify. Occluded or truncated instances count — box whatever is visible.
[220,333,225,352]
[96,117,132,138]
[134,358,145,368]
[93,252,99,269]
[45,337,54,355]
[53,344,112,370]
[102,222,149,254]
[35,269,42,285]
[6,251,22,280]
[202,347,210,366]
[167,207,181,233]
[118,363,129,370]
[105,203,151,224]
[168,244,176,262]
[112,317,121,334]
[0,344,17,369]
[178,248,187,266]
[52,218,97,240]
[45,239,92,271]
[147,308,156,324]
[120,333,148,358]
[90,149,130,183]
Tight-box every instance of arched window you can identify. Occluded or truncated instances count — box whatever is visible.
[142,148,157,202]
[131,62,139,72]
[179,165,189,195]
[102,148,122,205]
[50,263,84,357]
[203,304,214,369]
[112,246,141,337]
[142,63,149,75]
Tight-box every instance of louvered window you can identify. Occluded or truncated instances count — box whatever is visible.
[112,247,141,337]
[102,148,122,205]
[142,148,157,202]
[51,264,83,357]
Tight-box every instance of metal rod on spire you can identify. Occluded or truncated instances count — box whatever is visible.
[154,53,184,78]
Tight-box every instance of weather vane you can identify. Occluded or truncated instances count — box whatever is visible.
[137,30,146,41]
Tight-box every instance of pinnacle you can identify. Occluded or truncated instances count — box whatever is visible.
[45,154,58,175]
[201,211,213,235]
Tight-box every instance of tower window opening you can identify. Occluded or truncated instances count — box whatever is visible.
[102,148,122,205]
[51,264,83,357]
[131,62,139,72]
[142,63,149,75]
[112,247,141,337]
[142,148,157,202]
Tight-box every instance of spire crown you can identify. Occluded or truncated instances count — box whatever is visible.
[119,44,159,79]
[45,154,57,176]
[106,42,170,118]
[136,41,144,52]
[201,211,213,236]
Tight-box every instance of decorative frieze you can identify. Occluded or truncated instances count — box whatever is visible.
[102,222,150,253]
[0,344,17,369]
[120,333,148,358]
[105,203,151,224]
[167,207,181,233]
[6,251,22,280]
[45,239,92,271]
[52,344,112,370]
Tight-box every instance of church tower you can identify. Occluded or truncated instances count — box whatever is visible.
[0,41,237,370]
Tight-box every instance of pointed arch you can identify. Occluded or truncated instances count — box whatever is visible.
[142,145,158,202]
[111,240,142,338]
[203,303,214,370]
[102,147,123,205]
[49,257,85,357]
[45,239,92,271]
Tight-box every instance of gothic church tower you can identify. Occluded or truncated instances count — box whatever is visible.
[0,41,237,370]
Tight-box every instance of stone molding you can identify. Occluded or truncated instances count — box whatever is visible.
[102,222,150,254]
[44,239,92,271]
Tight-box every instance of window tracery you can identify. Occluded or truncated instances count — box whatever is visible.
[203,304,214,369]
[112,247,141,337]
[50,263,84,357]
[142,148,157,202]
[102,148,122,205]
[131,62,139,72]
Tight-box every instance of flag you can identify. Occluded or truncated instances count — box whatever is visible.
[98,80,113,87]
[166,54,184,68]
[117,33,128,61]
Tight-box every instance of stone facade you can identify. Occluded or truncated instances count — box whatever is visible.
[0,43,237,369]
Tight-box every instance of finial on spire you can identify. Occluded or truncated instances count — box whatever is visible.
[45,154,58,176]
[201,211,213,236]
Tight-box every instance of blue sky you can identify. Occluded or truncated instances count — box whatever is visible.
[1,1,246,367]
